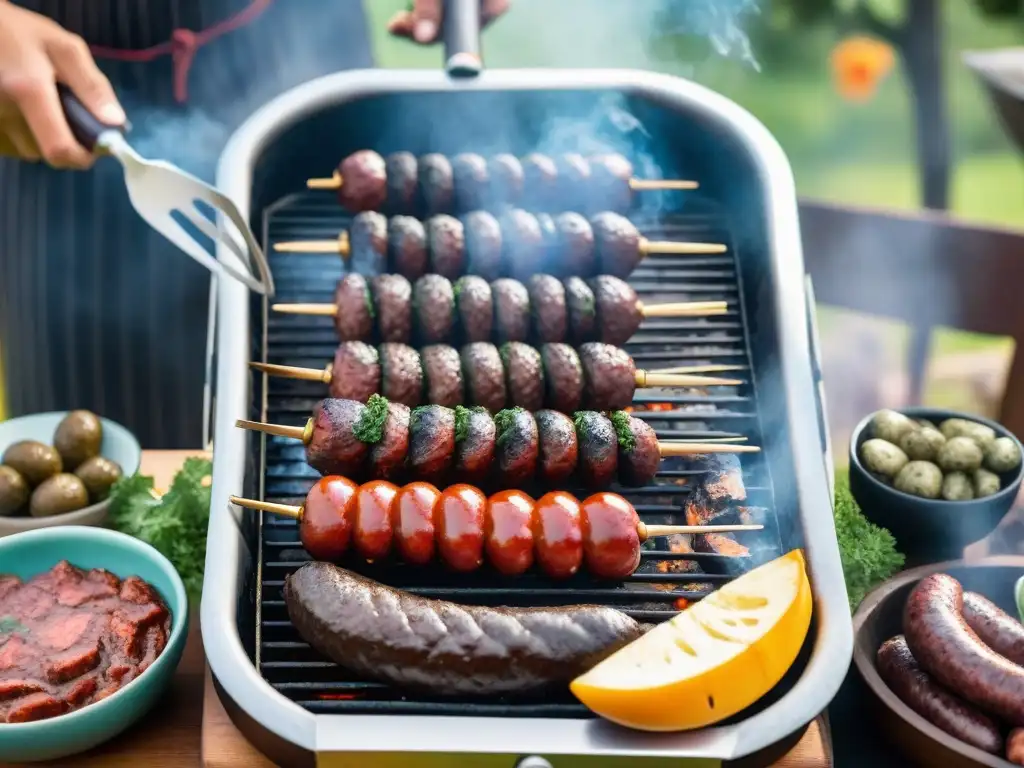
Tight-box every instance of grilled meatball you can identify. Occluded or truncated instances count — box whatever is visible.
[371,274,412,343]
[574,411,618,488]
[488,153,523,208]
[527,274,567,343]
[580,342,636,411]
[500,342,544,412]
[492,278,531,343]
[333,273,374,341]
[521,153,558,211]
[307,398,371,476]
[563,276,597,343]
[462,211,503,281]
[555,212,596,277]
[454,405,496,483]
[418,153,454,215]
[494,408,539,486]
[379,343,423,408]
[452,153,489,212]
[426,214,466,280]
[385,151,418,215]
[421,345,464,407]
[369,401,411,480]
[591,211,641,279]
[540,343,584,413]
[338,150,386,212]
[590,275,641,346]
[387,215,428,280]
[461,343,507,412]
[613,412,660,487]
[500,209,545,281]
[589,153,633,214]
[556,153,591,211]
[329,341,380,401]
[453,275,493,343]
[535,409,578,484]
[413,274,455,344]
[349,211,388,275]
[534,213,558,271]
[408,405,456,482]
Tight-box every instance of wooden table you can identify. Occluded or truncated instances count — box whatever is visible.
[1,451,832,768]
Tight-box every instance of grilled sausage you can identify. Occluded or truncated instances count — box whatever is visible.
[528,274,567,343]
[535,409,578,484]
[418,153,454,215]
[368,401,410,480]
[387,216,429,280]
[349,211,388,275]
[333,274,374,341]
[435,484,487,572]
[453,275,493,344]
[461,342,507,412]
[591,211,641,278]
[521,153,559,211]
[540,343,584,414]
[563,276,597,344]
[590,275,641,346]
[307,398,371,476]
[353,480,397,560]
[492,278,531,343]
[581,492,642,580]
[301,476,358,561]
[962,591,1024,666]
[500,209,545,282]
[532,491,584,579]
[501,342,544,412]
[876,635,1002,755]
[283,562,645,695]
[371,274,412,343]
[555,212,596,277]
[421,345,464,408]
[384,151,418,215]
[389,481,439,566]
[614,412,661,487]
[408,405,456,482]
[426,215,466,280]
[453,406,496,484]
[462,211,503,282]
[328,341,380,401]
[338,150,386,212]
[487,153,524,208]
[451,153,489,212]
[589,153,633,214]
[494,408,539,486]
[485,489,535,576]
[556,153,591,212]
[575,411,618,488]
[904,573,1024,725]
[580,342,637,411]
[378,343,422,408]
[413,274,455,344]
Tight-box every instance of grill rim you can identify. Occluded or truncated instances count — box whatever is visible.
[203,66,852,761]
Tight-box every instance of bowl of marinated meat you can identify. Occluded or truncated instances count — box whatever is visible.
[853,557,1024,768]
[0,525,188,762]
[0,410,141,537]
[849,407,1024,564]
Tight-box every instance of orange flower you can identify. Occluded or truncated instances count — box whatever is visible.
[830,36,896,102]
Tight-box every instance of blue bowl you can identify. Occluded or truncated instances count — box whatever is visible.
[0,411,142,538]
[0,526,188,762]
[849,407,1024,565]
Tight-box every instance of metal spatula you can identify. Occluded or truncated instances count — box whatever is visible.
[58,86,274,296]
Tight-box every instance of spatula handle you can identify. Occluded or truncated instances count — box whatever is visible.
[57,84,126,153]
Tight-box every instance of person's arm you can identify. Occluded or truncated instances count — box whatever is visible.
[0,1,124,169]
[387,0,510,44]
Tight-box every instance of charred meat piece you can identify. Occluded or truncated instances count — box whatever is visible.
[579,342,636,411]
[453,275,493,343]
[692,533,751,573]
[521,153,559,211]
[426,215,466,280]
[333,274,374,341]
[491,278,531,343]
[368,400,411,480]
[454,406,497,484]
[500,209,545,282]
[589,153,633,214]
[421,345,464,408]
[338,150,386,212]
[328,341,380,401]
[590,275,641,346]
[556,153,591,212]
[487,153,524,208]
[494,408,539,486]
[451,153,489,212]
[563,276,597,344]
[387,215,428,280]
[540,343,584,413]
[684,454,747,527]
[378,343,423,408]
[408,405,456,482]
[555,212,596,277]
[384,151,418,215]
[527,274,567,343]
[307,398,372,476]
[500,342,544,412]
[349,212,388,275]
[591,211,641,279]
[461,343,507,412]
[418,153,454,215]
[462,210,503,282]
[413,274,455,344]
[535,409,578,484]
[612,412,660,487]
[574,411,618,489]
[371,274,412,343]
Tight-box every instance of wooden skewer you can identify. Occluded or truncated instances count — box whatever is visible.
[250,361,743,389]
[272,235,726,256]
[270,299,729,320]
[307,171,343,190]
[306,170,700,193]
[651,364,746,375]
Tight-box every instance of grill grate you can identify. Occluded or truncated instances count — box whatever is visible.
[249,191,780,717]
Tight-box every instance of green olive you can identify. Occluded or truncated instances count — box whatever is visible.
[973,468,1002,498]
[1,440,62,488]
[894,461,943,499]
[942,472,974,501]
[940,418,997,449]
[937,437,984,473]
[984,437,1022,474]
[870,410,916,444]
[29,474,90,518]
[860,438,908,478]
[899,427,946,462]
[0,465,30,516]
[74,456,123,503]
[53,410,103,471]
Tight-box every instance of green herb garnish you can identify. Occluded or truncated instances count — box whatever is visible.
[353,394,389,444]
[454,406,471,444]
[0,616,27,636]
[609,410,636,452]
[494,407,523,447]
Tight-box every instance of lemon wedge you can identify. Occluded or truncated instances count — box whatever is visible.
[570,549,812,732]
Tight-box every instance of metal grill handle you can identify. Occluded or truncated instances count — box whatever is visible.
[443,0,483,77]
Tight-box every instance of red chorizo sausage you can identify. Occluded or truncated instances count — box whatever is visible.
[353,481,398,561]
[435,485,487,572]
[580,492,641,580]
[532,491,583,580]
[390,482,440,566]
[300,476,358,561]
[485,490,535,577]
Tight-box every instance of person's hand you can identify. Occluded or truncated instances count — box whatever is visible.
[0,2,124,169]
[387,0,510,45]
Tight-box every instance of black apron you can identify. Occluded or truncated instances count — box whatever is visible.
[0,0,372,447]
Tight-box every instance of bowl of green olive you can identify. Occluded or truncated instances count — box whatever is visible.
[849,407,1024,564]
[0,411,141,537]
